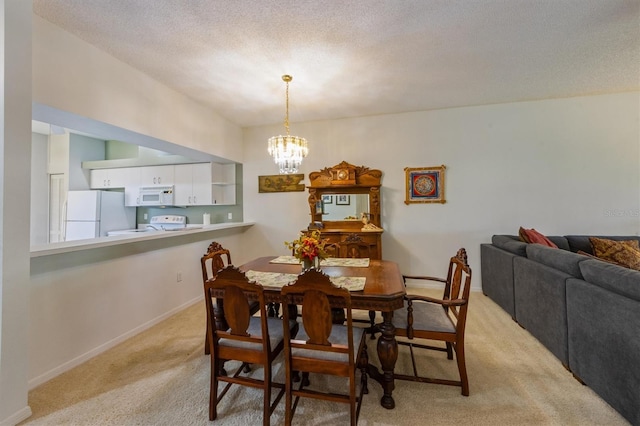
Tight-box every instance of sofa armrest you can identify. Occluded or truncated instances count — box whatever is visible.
[481,244,516,318]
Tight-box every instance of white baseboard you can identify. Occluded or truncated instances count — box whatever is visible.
[28,296,202,390]
[0,405,32,426]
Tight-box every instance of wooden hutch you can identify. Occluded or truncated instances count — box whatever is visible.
[307,161,383,259]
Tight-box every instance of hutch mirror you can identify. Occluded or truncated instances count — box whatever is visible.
[307,161,383,259]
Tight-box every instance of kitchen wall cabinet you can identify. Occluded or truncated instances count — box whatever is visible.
[88,162,236,206]
[173,162,236,205]
[138,165,174,186]
[90,167,139,189]
[211,163,236,205]
[174,163,212,205]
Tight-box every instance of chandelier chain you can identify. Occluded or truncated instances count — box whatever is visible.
[284,79,290,135]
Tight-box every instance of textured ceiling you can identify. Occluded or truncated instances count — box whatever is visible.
[33,0,640,128]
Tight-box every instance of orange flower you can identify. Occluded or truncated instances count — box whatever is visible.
[285,230,329,261]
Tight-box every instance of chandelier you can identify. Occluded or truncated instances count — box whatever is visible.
[267,75,308,174]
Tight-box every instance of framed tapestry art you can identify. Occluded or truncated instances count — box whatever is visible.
[404,165,446,204]
[258,174,305,193]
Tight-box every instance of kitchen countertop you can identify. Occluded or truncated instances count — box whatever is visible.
[30,221,255,257]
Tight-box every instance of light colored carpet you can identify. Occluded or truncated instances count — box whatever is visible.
[20,289,629,425]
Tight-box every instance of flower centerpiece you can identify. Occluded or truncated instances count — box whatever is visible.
[285,230,330,271]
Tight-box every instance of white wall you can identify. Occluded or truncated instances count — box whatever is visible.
[24,15,255,394]
[32,15,243,163]
[0,1,33,424]
[242,92,640,289]
[30,133,48,246]
[28,230,251,388]
[68,134,106,190]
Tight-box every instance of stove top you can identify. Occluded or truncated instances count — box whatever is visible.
[149,215,187,230]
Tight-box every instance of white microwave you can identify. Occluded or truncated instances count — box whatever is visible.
[138,186,174,206]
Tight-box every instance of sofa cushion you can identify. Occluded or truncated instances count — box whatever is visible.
[492,235,527,256]
[579,259,640,302]
[565,235,640,255]
[525,243,587,278]
[547,236,570,251]
[577,250,623,267]
[566,278,640,425]
[590,237,640,270]
[513,256,570,366]
[481,244,517,318]
[519,227,558,248]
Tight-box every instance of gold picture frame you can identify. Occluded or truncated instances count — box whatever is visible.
[404,165,446,204]
[258,174,305,193]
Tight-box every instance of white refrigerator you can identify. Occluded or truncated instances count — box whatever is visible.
[64,190,136,241]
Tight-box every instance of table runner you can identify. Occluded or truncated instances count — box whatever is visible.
[269,255,370,268]
[245,270,366,292]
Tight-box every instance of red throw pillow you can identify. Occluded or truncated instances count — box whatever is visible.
[518,227,558,248]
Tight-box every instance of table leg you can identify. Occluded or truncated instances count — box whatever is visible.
[214,298,228,331]
[377,311,398,409]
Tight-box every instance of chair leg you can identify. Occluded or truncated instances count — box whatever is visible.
[455,341,469,396]
[285,370,293,426]
[350,370,357,426]
[368,310,376,339]
[446,342,453,360]
[263,365,271,426]
[204,324,210,355]
[210,356,219,420]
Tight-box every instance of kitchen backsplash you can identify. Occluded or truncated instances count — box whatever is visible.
[137,204,242,225]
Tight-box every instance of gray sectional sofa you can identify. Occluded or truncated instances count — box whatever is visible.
[481,235,640,426]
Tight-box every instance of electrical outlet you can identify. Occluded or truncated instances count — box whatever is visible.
[176,272,182,282]
[228,212,233,220]
[143,213,148,220]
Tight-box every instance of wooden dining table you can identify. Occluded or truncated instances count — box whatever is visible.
[220,256,407,409]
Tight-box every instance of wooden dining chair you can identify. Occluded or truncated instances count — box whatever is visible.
[339,233,376,259]
[201,241,259,355]
[338,234,378,335]
[393,248,472,395]
[203,265,298,425]
[281,268,368,426]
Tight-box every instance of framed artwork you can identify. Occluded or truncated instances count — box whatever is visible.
[322,195,333,204]
[336,195,350,205]
[258,174,305,193]
[404,165,446,204]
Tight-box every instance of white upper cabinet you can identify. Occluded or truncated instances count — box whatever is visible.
[139,165,174,186]
[174,162,236,206]
[90,167,139,189]
[211,163,236,205]
[88,162,236,206]
[174,163,212,206]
